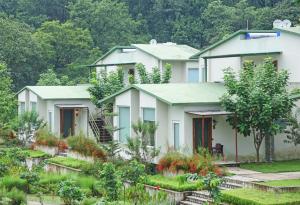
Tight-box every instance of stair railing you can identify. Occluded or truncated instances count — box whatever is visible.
[89,111,101,141]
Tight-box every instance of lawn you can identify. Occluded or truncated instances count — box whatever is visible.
[240,160,300,173]
[146,175,203,192]
[25,149,50,158]
[222,188,300,205]
[260,179,300,187]
[46,156,91,169]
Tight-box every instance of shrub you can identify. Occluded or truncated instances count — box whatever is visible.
[67,134,106,160]
[57,180,85,205]
[0,176,28,193]
[204,172,224,204]
[47,156,91,170]
[35,128,59,147]
[0,187,26,205]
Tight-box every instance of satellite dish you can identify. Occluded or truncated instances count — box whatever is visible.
[282,19,292,28]
[273,19,283,28]
[149,39,157,45]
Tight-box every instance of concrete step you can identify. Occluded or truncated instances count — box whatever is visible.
[191,190,211,199]
[219,182,243,189]
[180,200,203,205]
[186,195,211,204]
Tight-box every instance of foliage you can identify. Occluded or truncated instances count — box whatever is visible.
[221,58,293,162]
[0,148,28,176]
[57,180,85,205]
[16,111,46,146]
[221,188,300,205]
[0,176,28,193]
[240,160,300,173]
[0,187,26,205]
[67,134,106,159]
[284,109,300,146]
[35,128,59,147]
[98,162,121,202]
[126,120,160,172]
[37,68,75,86]
[88,68,124,107]
[157,149,224,176]
[24,149,49,158]
[121,160,146,186]
[259,178,300,187]
[20,170,40,193]
[47,156,91,170]
[135,63,173,84]
[146,175,203,192]
[100,140,121,162]
[203,172,224,204]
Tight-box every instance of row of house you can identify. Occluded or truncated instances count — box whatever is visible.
[18,26,300,162]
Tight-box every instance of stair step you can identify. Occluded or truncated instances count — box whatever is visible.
[180,200,203,205]
[219,182,243,189]
[186,195,211,204]
[191,191,210,199]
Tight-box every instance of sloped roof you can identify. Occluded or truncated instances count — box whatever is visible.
[100,83,226,105]
[18,85,91,100]
[275,26,300,37]
[132,43,199,60]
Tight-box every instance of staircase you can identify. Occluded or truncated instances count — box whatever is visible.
[180,178,243,205]
[89,111,112,143]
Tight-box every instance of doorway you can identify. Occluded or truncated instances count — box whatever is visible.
[193,117,212,152]
[60,109,74,138]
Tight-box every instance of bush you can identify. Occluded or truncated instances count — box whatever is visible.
[0,176,28,193]
[0,187,26,205]
[35,128,59,147]
[67,134,106,160]
[47,156,91,170]
[58,180,85,205]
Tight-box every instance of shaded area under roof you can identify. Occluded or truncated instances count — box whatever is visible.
[100,83,226,105]
[18,85,91,100]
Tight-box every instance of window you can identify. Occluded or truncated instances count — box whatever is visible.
[31,102,37,112]
[119,107,130,143]
[143,108,155,146]
[20,102,25,114]
[187,68,199,83]
[173,122,180,150]
[48,111,52,131]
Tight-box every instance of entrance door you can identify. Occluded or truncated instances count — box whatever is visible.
[193,118,212,152]
[60,109,74,137]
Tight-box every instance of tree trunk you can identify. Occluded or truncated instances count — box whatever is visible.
[255,147,260,162]
[265,135,274,162]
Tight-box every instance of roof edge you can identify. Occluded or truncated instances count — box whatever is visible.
[92,46,135,65]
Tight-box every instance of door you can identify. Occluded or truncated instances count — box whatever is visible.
[60,109,74,137]
[193,117,212,152]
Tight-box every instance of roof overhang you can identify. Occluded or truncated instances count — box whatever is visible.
[187,111,233,116]
[202,51,282,59]
[87,62,136,67]
[55,104,88,108]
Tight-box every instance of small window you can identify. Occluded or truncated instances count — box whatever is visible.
[128,68,134,75]
[273,60,278,71]
[20,102,25,114]
[143,108,155,146]
[119,107,130,143]
[48,111,52,131]
[173,122,180,150]
[187,68,199,83]
[31,102,37,112]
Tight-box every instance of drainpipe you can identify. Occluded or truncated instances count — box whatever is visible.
[203,58,208,82]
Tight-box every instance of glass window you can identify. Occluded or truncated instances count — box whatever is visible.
[20,102,25,114]
[173,122,180,150]
[187,68,199,83]
[31,102,37,112]
[143,108,155,146]
[48,111,52,131]
[119,107,130,143]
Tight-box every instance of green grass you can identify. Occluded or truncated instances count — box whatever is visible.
[222,188,300,205]
[24,149,50,158]
[260,179,300,187]
[47,156,91,169]
[27,195,62,204]
[145,175,203,192]
[240,160,300,173]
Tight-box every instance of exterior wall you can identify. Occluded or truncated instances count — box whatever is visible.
[185,61,200,82]
[200,31,300,84]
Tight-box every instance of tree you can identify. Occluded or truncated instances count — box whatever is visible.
[57,180,84,205]
[0,63,16,128]
[221,58,293,162]
[284,109,300,146]
[34,20,98,83]
[0,18,46,90]
[37,69,75,86]
[135,63,173,84]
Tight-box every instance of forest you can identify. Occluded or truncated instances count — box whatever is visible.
[0,0,299,90]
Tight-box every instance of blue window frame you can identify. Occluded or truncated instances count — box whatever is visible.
[173,122,180,150]
[119,107,130,143]
[187,68,199,83]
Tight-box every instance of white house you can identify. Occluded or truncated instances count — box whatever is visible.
[100,83,300,162]
[191,27,300,88]
[17,85,97,138]
[93,42,200,84]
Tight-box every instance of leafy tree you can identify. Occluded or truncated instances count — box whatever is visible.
[37,68,75,86]
[0,18,45,90]
[57,180,85,205]
[221,58,293,162]
[135,63,172,84]
[0,63,16,128]
[284,109,300,146]
[34,20,97,83]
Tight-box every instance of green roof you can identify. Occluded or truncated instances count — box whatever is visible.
[275,27,300,37]
[190,30,276,59]
[18,85,91,100]
[93,46,135,64]
[132,43,199,60]
[100,83,226,105]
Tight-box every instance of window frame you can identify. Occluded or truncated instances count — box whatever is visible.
[173,121,180,150]
[187,68,200,83]
[118,106,131,144]
[142,107,156,147]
